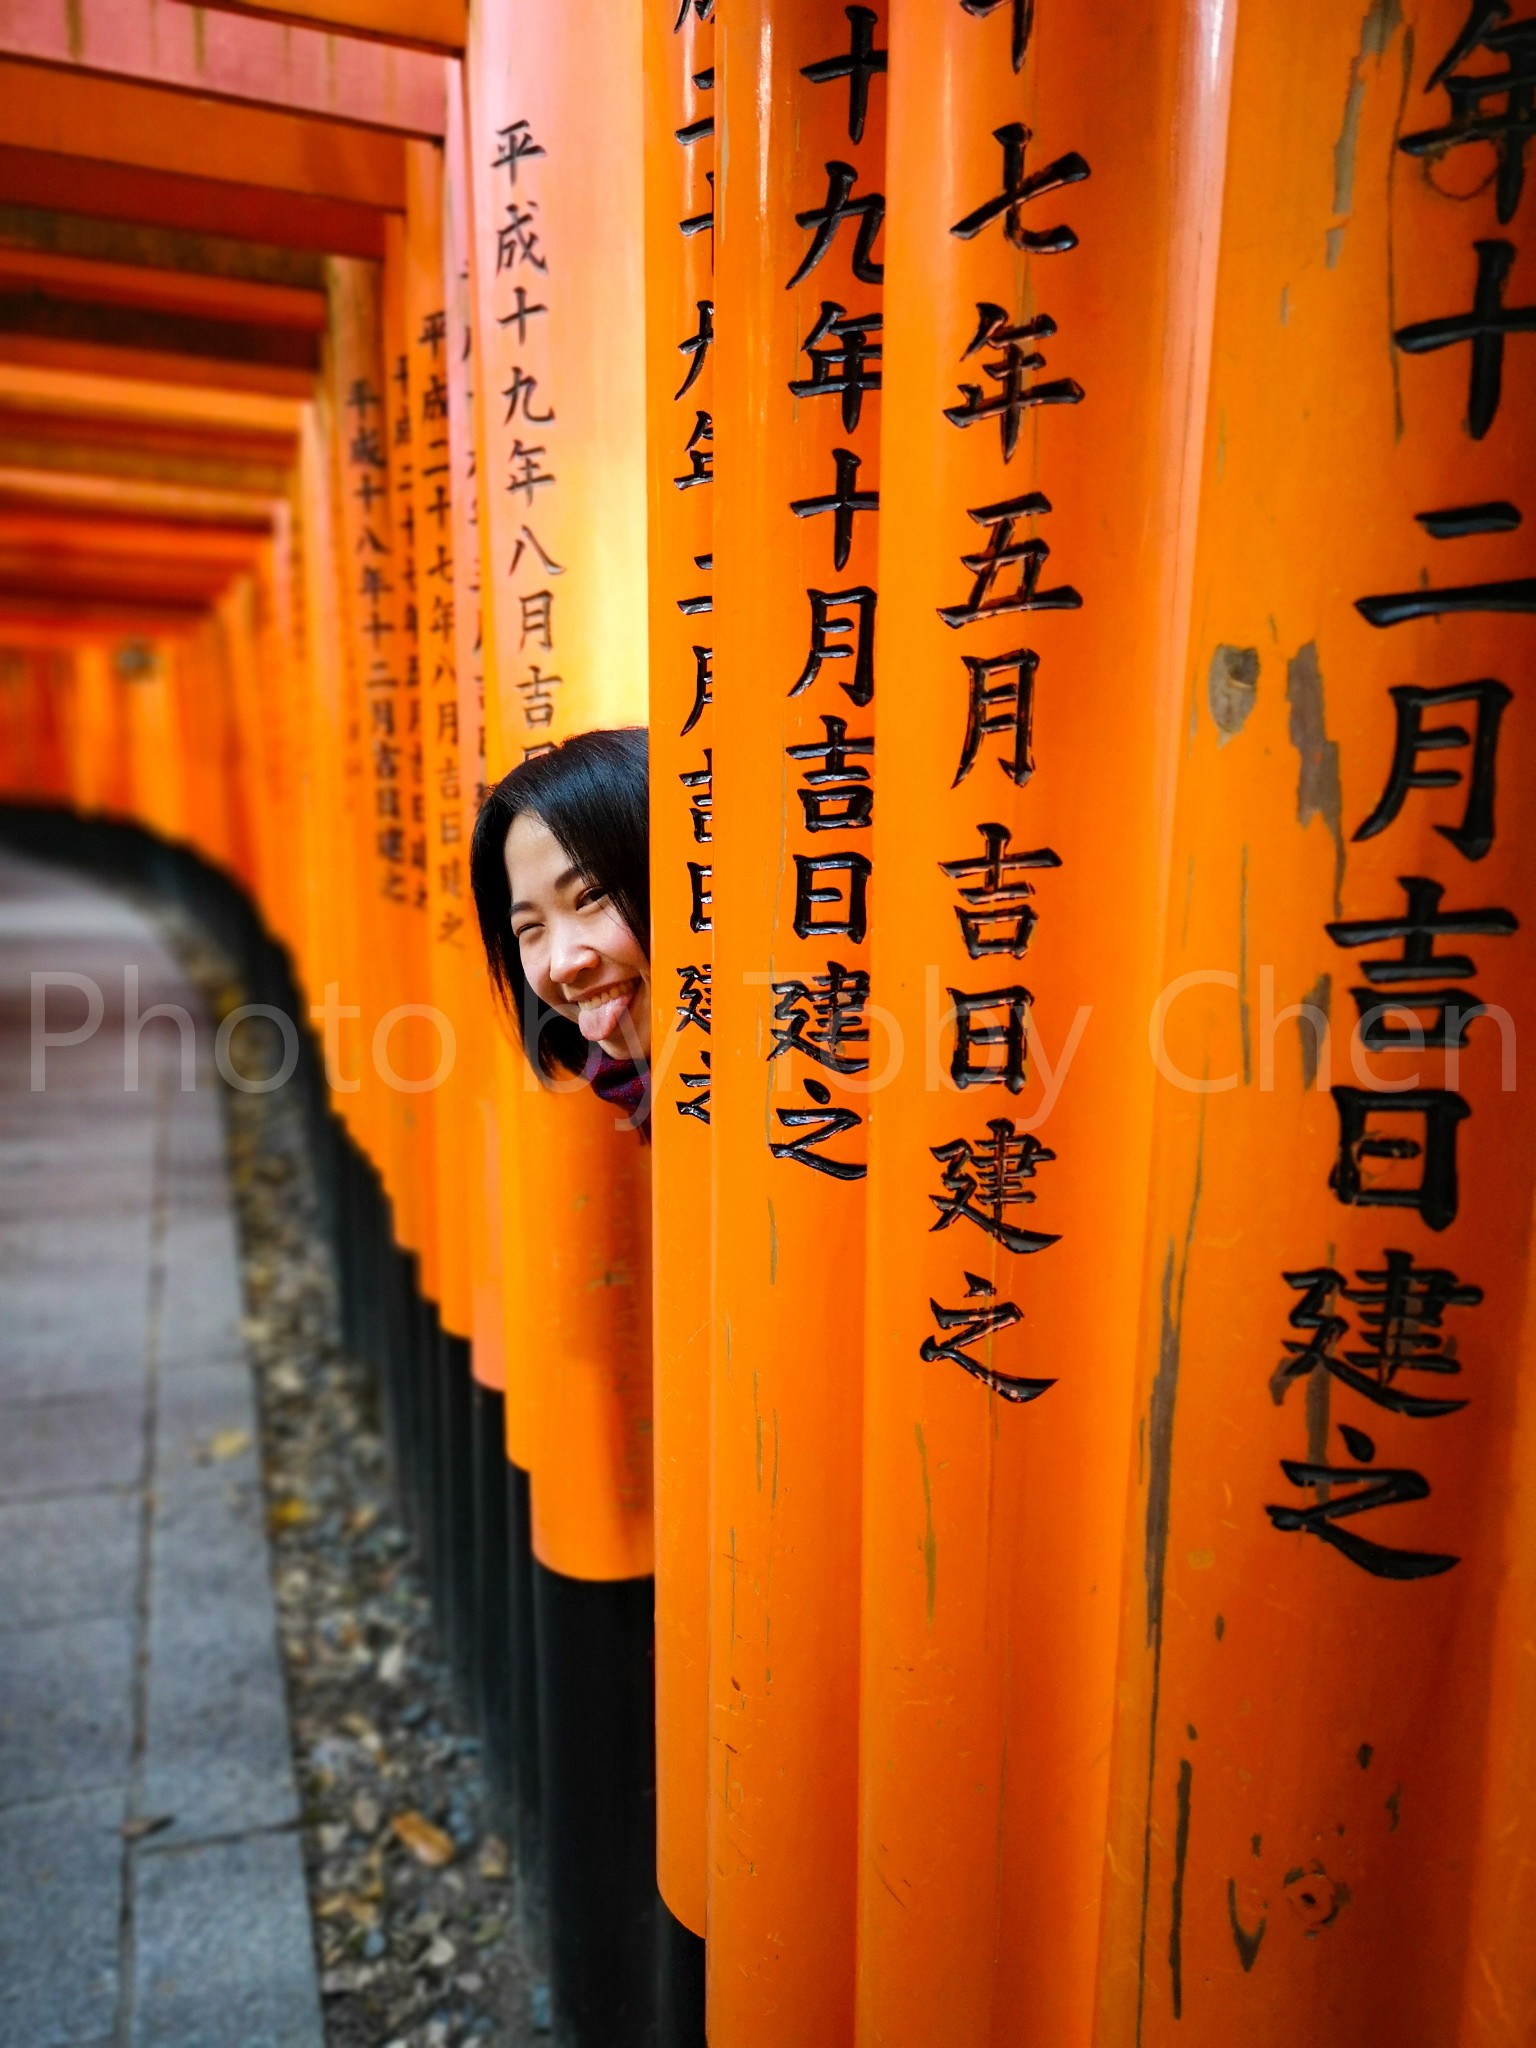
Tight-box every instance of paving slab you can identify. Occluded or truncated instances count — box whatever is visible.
[0,1492,140,1630]
[154,1363,260,1492]
[0,1615,135,1804]
[131,1832,323,2048]
[0,1391,147,1500]
[0,1786,125,2048]
[142,1481,299,1844]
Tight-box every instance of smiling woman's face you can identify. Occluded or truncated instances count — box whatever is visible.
[504,810,650,1061]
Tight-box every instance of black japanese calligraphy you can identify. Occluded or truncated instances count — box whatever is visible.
[959,0,1034,72]
[769,1075,865,1179]
[801,7,887,145]
[948,984,1032,1093]
[793,852,871,942]
[944,303,1083,460]
[938,494,1081,629]
[1395,238,1536,439]
[787,715,874,831]
[954,646,1037,784]
[1328,873,1516,1047]
[1401,1,1536,225]
[1266,1422,1459,1579]
[789,302,883,430]
[790,448,879,572]
[792,586,876,704]
[940,821,1059,956]
[950,122,1089,252]
[769,962,870,1074]
[788,161,885,289]
[920,1271,1054,1402]
[930,1117,1059,1253]
[1352,679,1511,859]
[1330,1085,1470,1232]
[1273,1253,1479,1419]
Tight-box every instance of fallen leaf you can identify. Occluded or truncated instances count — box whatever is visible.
[424,1935,457,1969]
[268,1497,314,1530]
[200,1428,251,1464]
[377,1642,406,1686]
[351,1793,381,1836]
[120,1815,173,1841]
[392,1811,455,1868]
[477,1835,509,1881]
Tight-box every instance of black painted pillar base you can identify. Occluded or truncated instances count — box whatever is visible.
[472,1383,513,1832]
[507,1461,547,1979]
[533,1560,658,2048]
[439,1331,476,1722]
[657,1899,706,2048]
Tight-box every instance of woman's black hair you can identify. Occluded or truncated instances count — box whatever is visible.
[469,726,650,1078]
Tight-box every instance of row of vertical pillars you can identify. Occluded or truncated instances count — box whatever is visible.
[0,809,703,2048]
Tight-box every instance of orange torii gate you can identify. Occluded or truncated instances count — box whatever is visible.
[0,2,1530,2046]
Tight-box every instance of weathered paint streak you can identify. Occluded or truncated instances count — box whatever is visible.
[1135,1100,1208,2045]
[1226,1876,1267,1971]
[1238,844,1252,1087]
[914,1422,937,1629]
[1285,640,1345,915]
[1207,643,1259,742]
[1170,1756,1194,2016]
[1298,969,1331,1091]
[1333,0,1403,220]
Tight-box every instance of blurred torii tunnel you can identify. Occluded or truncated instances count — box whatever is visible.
[0,1,1533,2046]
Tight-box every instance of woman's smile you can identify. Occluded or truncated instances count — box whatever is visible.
[570,975,644,1046]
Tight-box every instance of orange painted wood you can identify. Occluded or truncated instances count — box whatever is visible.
[0,335,315,398]
[708,3,885,2034]
[167,0,466,60]
[441,75,503,1390]
[0,248,329,330]
[0,0,447,136]
[465,0,652,1578]
[855,4,1227,2040]
[323,256,404,1175]
[380,208,434,1274]
[1094,2,1536,2042]
[404,135,473,1338]
[643,0,713,1944]
[0,60,407,205]
[0,145,389,258]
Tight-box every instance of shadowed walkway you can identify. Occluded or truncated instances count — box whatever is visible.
[0,848,323,2048]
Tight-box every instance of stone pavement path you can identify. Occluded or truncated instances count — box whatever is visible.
[0,848,324,2048]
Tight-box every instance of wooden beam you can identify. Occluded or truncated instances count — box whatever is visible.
[0,248,328,330]
[0,555,244,604]
[0,332,315,398]
[0,402,295,492]
[0,146,388,257]
[0,62,408,207]
[0,0,448,137]
[0,358,305,433]
[0,598,202,638]
[0,466,283,527]
[166,0,467,59]
[0,202,328,291]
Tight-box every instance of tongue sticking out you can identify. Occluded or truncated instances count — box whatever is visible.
[577,986,633,1045]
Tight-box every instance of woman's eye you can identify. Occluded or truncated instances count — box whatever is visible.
[577,887,608,911]
[512,924,540,946]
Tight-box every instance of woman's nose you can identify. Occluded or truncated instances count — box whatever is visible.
[548,918,600,988]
